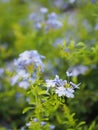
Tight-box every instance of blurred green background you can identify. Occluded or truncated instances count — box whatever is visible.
[0,0,98,129]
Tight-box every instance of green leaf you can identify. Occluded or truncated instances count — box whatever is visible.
[22,107,33,114]
[69,40,75,50]
[0,126,6,130]
[38,90,48,95]
[89,121,96,130]
[77,42,86,48]
[77,121,85,128]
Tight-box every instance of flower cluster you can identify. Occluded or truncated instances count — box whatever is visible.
[14,50,45,71]
[10,50,45,89]
[29,7,63,31]
[46,72,80,98]
[67,65,88,77]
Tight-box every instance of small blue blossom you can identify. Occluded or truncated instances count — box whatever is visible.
[10,50,45,89]
[40,7,48,14]
[26,97,30,103]
[18,80,30,89]
[35,22,42,29]
[48,12,58,20]
[67,65,88,77]
[41,121,47,126]
[33,118,38,122]
[46,75,67,91]
[65,88,74,97]
[10,75,20,85]
[53,38,64,47]
[94,23,98,30]
[0,68,4,77]
[28,9,63,31]
[55,87,74,98]
[14,50,45,71]
[10,69,30,86]
[46,13,63,30]
[55,87,67,97]
[46,79,56,88]
[70,81,81,89]
[53,0,64,8]
[46,73,80,98]
[26,122,31,127]
[53,75,67,87]
[69,0,75,4]
[20,127,25,130]
[50,124,55,130]
[16,69,30,79]
[66,71,72,77]
[91,0,96,3]
[29,13,36,20]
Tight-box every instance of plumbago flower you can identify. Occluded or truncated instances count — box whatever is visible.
[14,50,45,71]
[10,50,45,89]
[46,72,81,98]
[29,7,63,31]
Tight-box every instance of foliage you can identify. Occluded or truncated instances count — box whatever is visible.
[0,0,98,129]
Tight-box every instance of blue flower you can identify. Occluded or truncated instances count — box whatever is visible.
[10,50,45,89]
[66,71,72,77]
[55,87,74,98]
[14,50,45,71]
[70,81,81,89]
[46,73,80,98]
[0,68,4,77]
[46,75,67,90]
[67,65,88,77]
[18,80,30,89]
[40,7,48,14]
